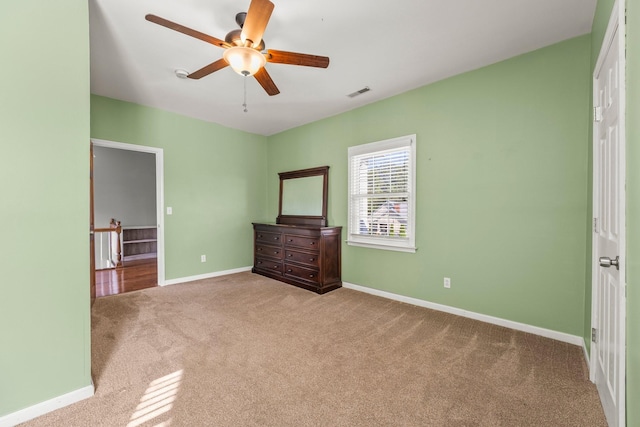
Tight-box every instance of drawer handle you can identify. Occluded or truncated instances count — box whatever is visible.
[310,258,315,262]
[257,261,262,265]
[257,247,262,251]
[287,269,292,273]
[288,254,293,257]
[288,239,293,242]
[258,234,262,238]
[273,265,279,269]
[274,251,279,255]
[274,237,280,241]
[309,274,315,278]
[310,242,315,245]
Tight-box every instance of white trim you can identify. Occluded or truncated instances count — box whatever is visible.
[590,1,626,426]
[347,134,417,252]
[582,339,590,367]
[346,240,416,253]
[0,383,94,427]
[163,266,253,286]
[342,282,584,346]
[348,134,414,156]
[91,138,166,286]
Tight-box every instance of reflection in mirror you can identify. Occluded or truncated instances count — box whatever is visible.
[281,175,323,216]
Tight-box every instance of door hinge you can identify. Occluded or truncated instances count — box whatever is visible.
[592,327,597,343]
[594,106,603,122]
[593,218,598,233]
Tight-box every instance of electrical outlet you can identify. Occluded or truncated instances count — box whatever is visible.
[167,207,173,215]
[201,255,206,262]
[444,277,451,288]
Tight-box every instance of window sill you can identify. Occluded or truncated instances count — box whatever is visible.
[346,240,416,253]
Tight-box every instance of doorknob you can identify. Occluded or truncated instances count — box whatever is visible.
[599,256,619,270]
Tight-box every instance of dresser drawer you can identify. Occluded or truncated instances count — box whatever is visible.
[253,223,342,294]
[255,257,282,273]
[284,249,319,267]
[284,263,320,284]
[256,231,282,245]
[284,234,319,250]
[255,244,284,260]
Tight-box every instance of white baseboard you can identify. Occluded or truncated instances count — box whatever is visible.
[0,383,94,427]
[582,339,591,367]
[163,266,253,286]
[342,282,584,346]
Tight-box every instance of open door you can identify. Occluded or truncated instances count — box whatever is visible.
[591,2,626,425]
[91,138,165,287]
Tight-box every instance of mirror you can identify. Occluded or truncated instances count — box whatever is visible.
[277,166,329,226]
[281,175,324,216]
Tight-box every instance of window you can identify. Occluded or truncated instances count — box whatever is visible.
[347,134,416,252]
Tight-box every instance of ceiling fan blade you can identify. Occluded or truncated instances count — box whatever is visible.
[254,67,280,96]
[266,49,329,68]
[145,14,229,49]
[240,0,274,48]
[187,59,229,79]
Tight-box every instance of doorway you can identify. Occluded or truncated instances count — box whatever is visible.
[91,139,165,295]
[590,1,626,426]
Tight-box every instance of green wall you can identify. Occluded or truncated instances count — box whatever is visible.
[90,96,269,280]
[0,1,92,417]
[267,36,592,336]
[625,0,640,423]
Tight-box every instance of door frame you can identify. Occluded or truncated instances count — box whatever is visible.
[90,143,96,305]
[590,0,626,424]
[91,138,166,286]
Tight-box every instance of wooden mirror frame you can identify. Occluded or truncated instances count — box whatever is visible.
[277,166,329,226]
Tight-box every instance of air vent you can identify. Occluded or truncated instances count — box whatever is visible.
[347,86,371,98]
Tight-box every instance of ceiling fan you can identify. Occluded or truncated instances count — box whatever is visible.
[145,0,330,96]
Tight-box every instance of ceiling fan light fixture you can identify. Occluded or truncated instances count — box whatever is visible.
[223,46,266,76]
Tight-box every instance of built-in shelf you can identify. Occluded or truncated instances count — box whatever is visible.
[122,226,157,260]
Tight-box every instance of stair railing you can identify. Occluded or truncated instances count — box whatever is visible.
[94,218,122,269]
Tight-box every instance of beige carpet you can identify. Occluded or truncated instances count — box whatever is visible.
[23,272,606,426]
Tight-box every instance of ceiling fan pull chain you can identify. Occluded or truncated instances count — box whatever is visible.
[243,74,248,113]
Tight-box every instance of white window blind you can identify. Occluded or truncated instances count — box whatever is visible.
[347,135,416,252]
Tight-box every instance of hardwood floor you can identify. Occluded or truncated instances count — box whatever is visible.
[95,256,157,297]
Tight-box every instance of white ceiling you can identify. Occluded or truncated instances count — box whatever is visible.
[89,0,597,136]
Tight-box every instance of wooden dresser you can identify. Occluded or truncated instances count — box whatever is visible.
[252,223,342,294]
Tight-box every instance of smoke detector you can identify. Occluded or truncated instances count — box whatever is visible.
[175,69,189,79]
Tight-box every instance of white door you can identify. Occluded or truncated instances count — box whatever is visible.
[591,3,625,426]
